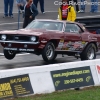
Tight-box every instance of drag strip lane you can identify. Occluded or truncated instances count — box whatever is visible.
[0,54,78,70]
[0,54,100,70]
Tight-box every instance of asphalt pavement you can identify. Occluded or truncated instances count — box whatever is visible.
[0,54,100,70]
[0,0,100,70]
[0,0,100,30]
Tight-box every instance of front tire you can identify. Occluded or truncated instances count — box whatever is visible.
[4,49,16,60]
[42,42,57,63]
[80,43,96,60]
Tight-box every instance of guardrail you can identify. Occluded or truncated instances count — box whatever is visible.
[76,17,100,34]
[0,59,100,99]
[76,17,100,25]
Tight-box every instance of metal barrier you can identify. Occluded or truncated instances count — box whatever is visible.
[76,17,100,25]
[76,17,100,34]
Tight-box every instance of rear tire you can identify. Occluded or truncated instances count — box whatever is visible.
[4,49,16,60]
[80,43,96,60]
[42,42,57,63]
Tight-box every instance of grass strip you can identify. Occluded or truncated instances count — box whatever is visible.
[8,86,100,100]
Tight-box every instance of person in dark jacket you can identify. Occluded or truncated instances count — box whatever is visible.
[74,0,79,12]
[23,0,38,28]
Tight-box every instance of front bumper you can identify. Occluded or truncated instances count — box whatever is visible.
[0,40,39,44]
[4,47,35,52]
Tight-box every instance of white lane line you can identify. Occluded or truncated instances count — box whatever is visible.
[0,11,58,13]
[46,11,58,12]
[0,22,23,26]
[0,11,99,13]
[0,11,100,13]
[0,53,30,56]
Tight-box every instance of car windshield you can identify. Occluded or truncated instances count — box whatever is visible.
[25,20,63,31]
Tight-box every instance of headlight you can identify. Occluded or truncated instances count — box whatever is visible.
[31,36,36,42]
[1,35,6,40]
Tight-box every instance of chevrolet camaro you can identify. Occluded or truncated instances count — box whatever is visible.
[0,19,100,62]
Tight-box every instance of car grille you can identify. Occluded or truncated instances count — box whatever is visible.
[7,35,30,41]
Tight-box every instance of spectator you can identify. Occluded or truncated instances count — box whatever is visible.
[96,29,100,34]
[23,0,38,28]
[33,0,45,14]
[69,0,80,12]
[3,0,14,18]
[79,0,85,13]
[16,0,26,13]
[73,0,80,12]
[90,0,98,12]
[58,0,76,22]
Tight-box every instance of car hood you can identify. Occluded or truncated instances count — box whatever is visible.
[0,29,47,36]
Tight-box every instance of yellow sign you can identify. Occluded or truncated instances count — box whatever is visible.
[0,83,13,98]
[0,74,33,99]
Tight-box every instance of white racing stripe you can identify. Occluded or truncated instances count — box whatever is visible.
[0,53,30,56]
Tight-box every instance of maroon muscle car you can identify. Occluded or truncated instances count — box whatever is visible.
[0,19,100,63]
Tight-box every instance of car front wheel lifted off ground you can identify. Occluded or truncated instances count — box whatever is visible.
[80,43,96,60]
[42,42,57,63]
[4,49,16,60]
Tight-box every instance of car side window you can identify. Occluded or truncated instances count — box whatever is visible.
[74,24,84,33]
[64,24,72,32]
[65,23,83,33]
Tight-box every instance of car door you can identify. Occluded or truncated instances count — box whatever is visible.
[63,23,83,51]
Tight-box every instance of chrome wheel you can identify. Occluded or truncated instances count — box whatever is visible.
[80,43,96,61]
[42,42,56,63]
[87,47,95,60]
[8,50,15,55]
[46,45,53,59]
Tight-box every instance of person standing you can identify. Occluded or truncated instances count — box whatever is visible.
[33,0,45,14]
[73,0,79,12]
[69,0,80,12]
[3,0,14,18]
[16,0,26,13]
[91,0,98,12]
[23,0,38,28]
[79,0,85,13]
[58,0,76,22]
